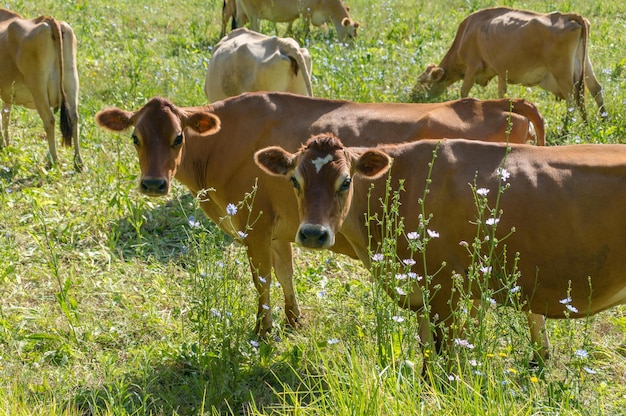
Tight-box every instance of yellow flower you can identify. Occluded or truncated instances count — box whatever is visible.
[530,376,539,383]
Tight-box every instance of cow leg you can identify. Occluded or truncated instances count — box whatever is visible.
[270,240,302,328]
[67,103,83,171]
[584,57,607,119]
[248,16,261,32]
[418,312,436,374]
[527,312,550,366]
[459,74,476,98]
[497,76,508,98]
[25,82,58,165]
[246,243,274,336]
[1,102,10,148]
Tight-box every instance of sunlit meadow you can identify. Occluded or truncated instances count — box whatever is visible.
[1,0,625,414]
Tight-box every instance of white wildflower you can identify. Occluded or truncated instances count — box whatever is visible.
[407,231,420,240]
[486,217,499,226]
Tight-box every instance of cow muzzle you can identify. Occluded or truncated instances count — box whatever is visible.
[296,223,334,249]
[140,177,169,196]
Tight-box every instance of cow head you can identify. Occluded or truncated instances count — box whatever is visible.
[414,64,447,98]
[335,17,359,42]
[95,97,221,196]
[255,133,390,249]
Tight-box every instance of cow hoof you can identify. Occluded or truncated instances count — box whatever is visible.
[74,157,85,173]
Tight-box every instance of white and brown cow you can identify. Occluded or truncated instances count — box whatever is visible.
[0,9,82,170]
[235,0,359,42]
[414,7,606,120]
[95,92,544,338]
[255,133,626,365]
[205,28,313,102]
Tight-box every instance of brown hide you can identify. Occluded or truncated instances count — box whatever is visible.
[95,92,544,336]
[256,134,626,356]
[415,7,606,120]
[0,9,82,170]
[235,0,359,42]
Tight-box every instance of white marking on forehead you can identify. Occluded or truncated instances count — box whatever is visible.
[311,154,333,173]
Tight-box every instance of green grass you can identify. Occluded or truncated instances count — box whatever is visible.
[1,0,625,414]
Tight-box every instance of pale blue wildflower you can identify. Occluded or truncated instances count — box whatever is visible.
[226,203,238,215]
[188,215,200,228]
[402,258,416,266]
[454,338,475,349]
[372,253,384,262]
[575,349,589,359]
[498,168,510,182]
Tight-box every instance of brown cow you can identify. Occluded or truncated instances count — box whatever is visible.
[0,9,83,170]
[235,0,359,42]
[255,133,626,365]
[95,92,544,337]
[414,7,606,121]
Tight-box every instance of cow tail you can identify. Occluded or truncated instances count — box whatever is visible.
[570,13,588,116]
[511,99,546,146]
[48,17,73,147]
[281,40,314,97]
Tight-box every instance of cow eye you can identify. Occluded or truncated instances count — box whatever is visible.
[290,176,300,191]
[132,134,140,147]
[173,132,183,147]
[339,177,351,192]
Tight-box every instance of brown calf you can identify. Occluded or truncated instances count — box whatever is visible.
[255,134,626,362]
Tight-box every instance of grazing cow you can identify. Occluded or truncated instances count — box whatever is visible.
[235,0,359,42]
[414,7,606,120]
[0,9,83,170]
[221,0,248,38]
[255,133,626,365]
[205,28,313,102]
[95,92,544,337]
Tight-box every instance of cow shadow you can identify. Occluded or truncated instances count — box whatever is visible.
[65,343,316,414]
[110,193,226,264]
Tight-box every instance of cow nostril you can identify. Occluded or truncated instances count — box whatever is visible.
[140,178,168,195]
[298,225,329,248]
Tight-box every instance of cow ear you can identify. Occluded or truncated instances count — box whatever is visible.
[184,112,221,136]
[354,149,391,179]
[341,17,351,27]
[95,108,134,131]
[254,146,296,176]
[431,67,445,82]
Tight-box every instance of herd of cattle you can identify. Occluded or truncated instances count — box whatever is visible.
[2,2,624,370]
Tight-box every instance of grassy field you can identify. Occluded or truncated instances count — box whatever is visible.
[1,0,625,414]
